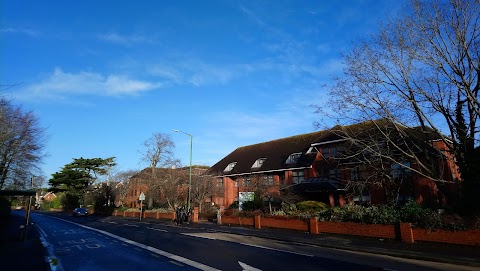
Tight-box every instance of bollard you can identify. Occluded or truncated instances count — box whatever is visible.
[19,225,25,241]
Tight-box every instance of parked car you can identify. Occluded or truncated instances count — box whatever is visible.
[72,207,88,216]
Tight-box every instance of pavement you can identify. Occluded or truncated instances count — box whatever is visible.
[0,211,50,271]
[1,211,480,271]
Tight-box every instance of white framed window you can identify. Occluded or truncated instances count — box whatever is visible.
[285,153,302,164]
[224,162,237,172]
[251,158,266,168]
[216,178,223,188]
[292,170,304,184]
[263,175,274,186]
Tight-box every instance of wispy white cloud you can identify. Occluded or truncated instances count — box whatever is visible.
[148,61,238,87]
[0,27,40,37]
[13,68,161,101]
[98,32,155,45]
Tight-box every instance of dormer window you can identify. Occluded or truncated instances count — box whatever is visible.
[285,152,302,164]
[224,162,237,172]
[251,158,266,168]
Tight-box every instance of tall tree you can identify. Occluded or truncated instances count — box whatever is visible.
[0,98,46,189]
[318,0,479,213]
[49,157,116,207]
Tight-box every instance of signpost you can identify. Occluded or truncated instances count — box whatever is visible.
[139,192,145,221]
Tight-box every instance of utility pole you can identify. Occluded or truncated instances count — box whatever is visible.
[23,176,34,241]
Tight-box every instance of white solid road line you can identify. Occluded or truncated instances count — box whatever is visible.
[36,214,221,271]
[35,223,66,271]
[239,242,314,257]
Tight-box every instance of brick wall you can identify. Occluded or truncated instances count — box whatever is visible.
[261,217,308,231]
[219,215,479,246]
[413,228,480,246]
[318,221,396,239]
[221,216,255,226]
[106,209,479,246]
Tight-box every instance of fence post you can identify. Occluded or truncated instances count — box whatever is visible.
[400,223,414,243]
[192,207,199,223]
[309,217,319,234]
[254,215,261,229]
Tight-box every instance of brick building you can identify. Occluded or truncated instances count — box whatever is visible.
[208,120,460,209]
[125,166,208,208]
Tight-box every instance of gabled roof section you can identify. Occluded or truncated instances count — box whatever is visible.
[207,119,453,177]
[208,130,330,176]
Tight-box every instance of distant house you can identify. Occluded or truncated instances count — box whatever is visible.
[42,192,57,202]
[208,120,460,209]
[125,166,208,208]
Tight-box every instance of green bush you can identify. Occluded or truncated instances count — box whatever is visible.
[296,201,328,214]
[241,201,256,211]
[60,193,80,210]
[362,205,400,224]
[319,204,399,225]
[280,202,298,215]
[227,201,239,210]
[400,201,442,229]
[144,208,171,213]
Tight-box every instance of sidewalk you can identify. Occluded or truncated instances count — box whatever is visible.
[0,212,50,271]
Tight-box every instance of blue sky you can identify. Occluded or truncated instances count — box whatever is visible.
[1,1,402,180]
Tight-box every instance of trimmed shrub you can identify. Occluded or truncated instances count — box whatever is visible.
[296,201,328,214]
[400,201,442,229]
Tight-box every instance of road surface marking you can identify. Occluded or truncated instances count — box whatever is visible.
[124,224,139,227]
[40,215,221,271]
[134,247,142,251]
[169,260,185,267]
[35,223,66,271]
[147,227,168,232]
[239,261,263,271]
[240,242,314,257]
[108,221,118,224]
[182,233,217,240]
[183,232,314,257]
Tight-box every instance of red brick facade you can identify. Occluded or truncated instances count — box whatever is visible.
[210,122,461,209]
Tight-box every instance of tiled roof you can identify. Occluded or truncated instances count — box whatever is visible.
[208,130,331,176]
[208,119,448,177]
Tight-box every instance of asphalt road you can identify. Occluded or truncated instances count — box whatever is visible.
[29,212,476,271]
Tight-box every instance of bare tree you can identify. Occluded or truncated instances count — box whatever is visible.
[139,133,180,207]
[0,98,47,189]
[141,133,179,172]
[318,0,479,213]
[190,173,224,213]
[110,169,138,207]
[141,167,187,210]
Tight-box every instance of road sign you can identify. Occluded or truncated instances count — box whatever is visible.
[139,192,145,221]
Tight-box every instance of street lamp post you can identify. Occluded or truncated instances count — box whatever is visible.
[173,130,193,212]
